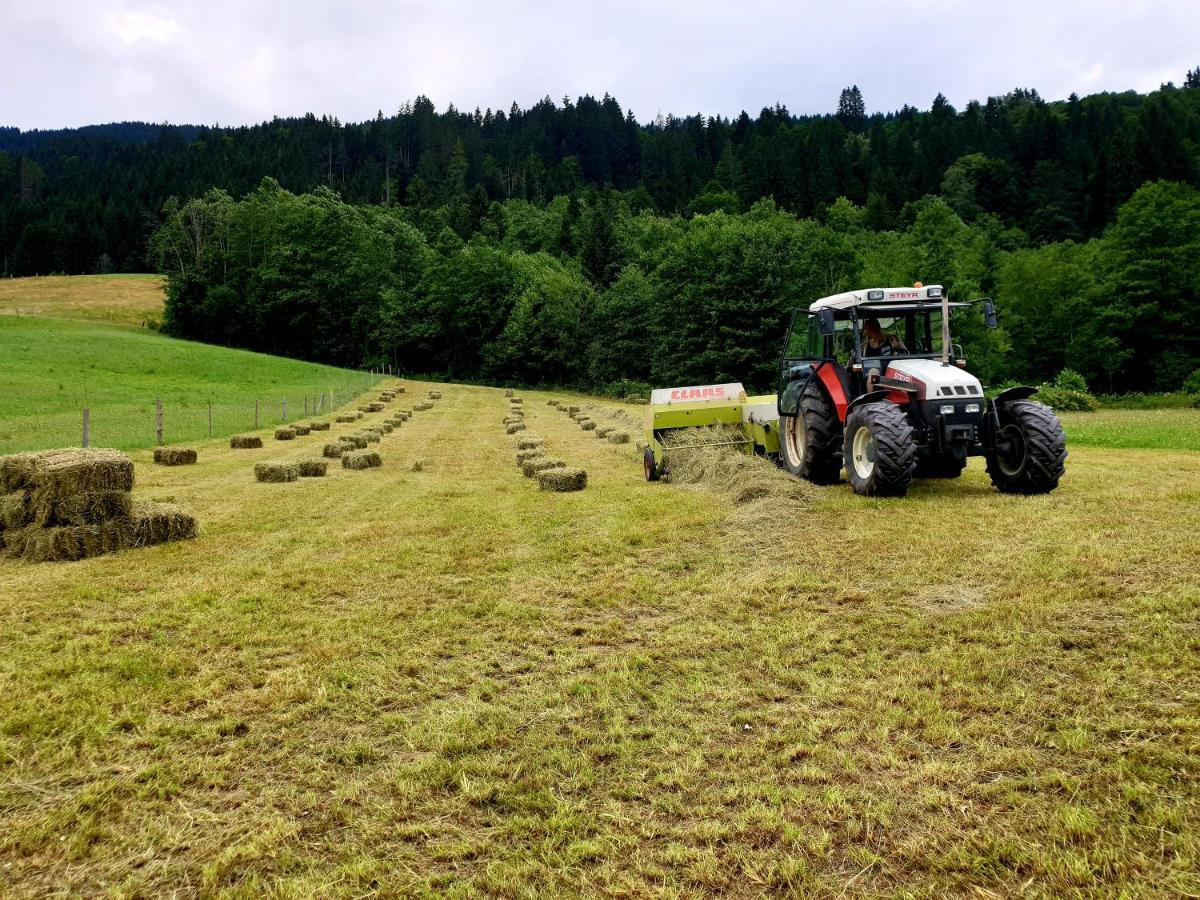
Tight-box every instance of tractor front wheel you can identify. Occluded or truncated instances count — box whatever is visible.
[843,403,916,497]
[985,399,1066,494]
[780,379,842,485]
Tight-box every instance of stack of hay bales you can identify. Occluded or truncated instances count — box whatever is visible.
[154,447,197,466]
[537,467,587,492]
[379,390,397,402]
[255,462,298,483]
[0,448,197,561]
[342,450,382,470]
[524,457,565,478]
[230,434,262,449]
[275,427,296,441]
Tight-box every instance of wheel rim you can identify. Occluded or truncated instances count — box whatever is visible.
[996,424,1026,477]
[851,425,876,480]
[785,414,807,465]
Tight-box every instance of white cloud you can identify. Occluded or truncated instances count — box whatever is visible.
[103,9,181,46]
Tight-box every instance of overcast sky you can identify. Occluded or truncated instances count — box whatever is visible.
[3,1,1197,130]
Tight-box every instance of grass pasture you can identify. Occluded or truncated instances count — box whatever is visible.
[1,383,1197,896]
[0,275,165,328]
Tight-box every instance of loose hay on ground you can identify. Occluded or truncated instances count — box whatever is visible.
[537,467,587,492]
[660,426,817,506]
[254,462,299,483]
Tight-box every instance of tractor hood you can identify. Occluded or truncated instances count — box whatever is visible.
[884,358,984,401]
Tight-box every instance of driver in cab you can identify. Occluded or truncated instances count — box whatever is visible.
[860,317,907,388]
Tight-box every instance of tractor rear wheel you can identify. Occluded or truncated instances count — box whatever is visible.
[843,403,916,497]
[780,380,842,485]
[986,399,1066,494]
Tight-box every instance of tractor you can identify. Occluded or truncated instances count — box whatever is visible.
[641,284,1067,497]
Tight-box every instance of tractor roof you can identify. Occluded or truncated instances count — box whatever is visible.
[809,285,947,312]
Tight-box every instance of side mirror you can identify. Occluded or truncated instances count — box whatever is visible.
[817,307,836,336]
[982,299,998,329]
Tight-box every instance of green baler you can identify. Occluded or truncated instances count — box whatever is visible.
[641,382,780,481]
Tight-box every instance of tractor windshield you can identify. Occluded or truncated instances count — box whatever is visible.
[855,304,969,362]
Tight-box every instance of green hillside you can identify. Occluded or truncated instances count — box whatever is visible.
[0,315,378,453]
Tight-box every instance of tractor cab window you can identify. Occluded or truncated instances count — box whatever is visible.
[859,314,909,359]
[783,315,822,360]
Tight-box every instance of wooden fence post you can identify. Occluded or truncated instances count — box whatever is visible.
[155,398,163,446]
[255,399,259,429]
[304,396,308,416]
[282,398,287,422]
[208,402,213,438]
[82,408,90,448]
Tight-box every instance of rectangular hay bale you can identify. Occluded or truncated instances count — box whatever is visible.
[322,443,345,458]
[275,427,296,441]
[308,421,331,432]
[298,459,328,478]
[342,451,382,470]
[516,436,544,450]
[537,467,587,493]
[292,424,311,436]
[153,447,198,466]
[523,457,565,478]
[255,462,300,483]
[132,502,198,547]
[230,434,263,449]
[608,431,631,444]
[0,449,134,500]
[516,449,545,466]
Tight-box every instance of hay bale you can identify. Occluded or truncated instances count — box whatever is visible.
[413,401,432,411]
[5,520,136,562]
[0,449,134,500]
[595,427,614,439]
[131,502,198,546]
[538,467,587,492]
[397,411,411,420]
[363,431,381,444]
[411,460,425,472]
[340,434,368,449]
[580,420,597,431]
[230,434,262,449]
[428,390,442,399]
[608,431,631,444]
[547,399,559,407]
[335,414,357,424]
[381,422,394,433]
[322,443,344,458]
[363,426,383,436]
[516,448,545,466]
[342,450,382,470]
[397,386,406,394]
[275,427,296,441]
[1,491,29,529]
[509,397,523,406]
[255,462,299,483]
[565,405,581,415]
[368,402,386,412]
[154,447,198,466]
[292,424,312,436]
[504,389,514,398]
[516,436,544,450]
[523,457,565,478]
[298,459,328,478]
[25,489,132,527]
[506,423,526,434]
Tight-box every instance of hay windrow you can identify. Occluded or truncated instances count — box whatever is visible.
[516,436,544,450]
[292,424,312,436]
[523,457,565,478]
[342,450,382,470]
[275,427,296,441]
[153,447,198,466]
[255,462,299,483]
[322,443,344,458]
[506,423,526,434]
[230,434,263,449]
[132,502,198,546]
[608,431,631,444]
[298,459,328,477]
[538,467,587,492]
[660,426,818,506]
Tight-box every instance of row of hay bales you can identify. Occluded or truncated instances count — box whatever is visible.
[504,393,587,492]
[253,382,435,482]
[0,448,197,562]
[553,399,631,445]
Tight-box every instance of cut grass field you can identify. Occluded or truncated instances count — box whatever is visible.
[0,315,379,454]
[1,382,1197,896]
[0,275,165,328]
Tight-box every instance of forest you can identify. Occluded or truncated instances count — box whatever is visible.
[5,77,1200,392]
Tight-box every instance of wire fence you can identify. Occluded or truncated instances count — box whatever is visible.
[0,373,389,454]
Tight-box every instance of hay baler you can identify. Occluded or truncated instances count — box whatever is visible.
[641,383,779,481]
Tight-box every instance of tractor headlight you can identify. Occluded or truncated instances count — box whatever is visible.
[939,404,955,415]
[965,403,980,414]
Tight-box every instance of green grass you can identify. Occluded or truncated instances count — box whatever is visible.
[0,315,379,453]
[1060,408,1200,450]
[1,384,1197,896]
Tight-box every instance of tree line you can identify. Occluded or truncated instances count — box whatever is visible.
[3,78,1200,277]
[151,176,1200,394]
